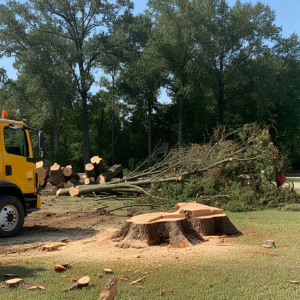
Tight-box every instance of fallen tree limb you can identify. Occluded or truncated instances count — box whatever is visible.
[108,204,163,212]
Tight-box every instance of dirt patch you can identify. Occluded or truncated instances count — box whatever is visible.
[0,196,242,262]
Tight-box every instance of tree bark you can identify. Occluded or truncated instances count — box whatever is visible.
[54,108,60,155]
[85,163,96,178]
[148,101,152,167]
[49,163,66,187]
[90,156,105,177]
[81,90,90,165]
[112,72,115,166]
[101,164,123,183]
[178,97,183,148]
[111,219,203,248]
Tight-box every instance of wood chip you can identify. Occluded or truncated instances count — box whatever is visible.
[27,285,46,290]
[103,268,113,274]
[54,265,66,271]
[155,291,173,296]
[130,275,149,285]
[287,280,300,284]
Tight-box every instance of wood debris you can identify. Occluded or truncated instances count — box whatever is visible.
[155,291,174,296]
[98,277,118,300]
[27,285,46,290]
[130,275,149,285]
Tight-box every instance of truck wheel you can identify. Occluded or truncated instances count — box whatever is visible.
[0,196,25,238]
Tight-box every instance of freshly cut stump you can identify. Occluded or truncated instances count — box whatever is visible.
[98,277,118,300]
[169,202,238,236]
[111,202,238,247]
[189,214,238,236]
[112,217,203,248]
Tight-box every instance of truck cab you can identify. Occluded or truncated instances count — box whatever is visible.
[0,110,45,237]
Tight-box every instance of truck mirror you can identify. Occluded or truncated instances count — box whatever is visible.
[38,131,46,157]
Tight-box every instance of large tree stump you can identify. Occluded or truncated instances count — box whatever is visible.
[91,156,105,177]
[36,161,49,187]
[101,164,123,183]
[49,163,66,187]
[111,203,238,248]
[85,163,96,178]
[168,202,238,236]
[111,216,203,248]
[189,215,238,236]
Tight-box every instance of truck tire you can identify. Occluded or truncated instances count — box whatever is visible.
[0,196,25,238]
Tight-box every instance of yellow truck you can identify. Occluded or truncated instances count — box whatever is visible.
[0,110,45,238]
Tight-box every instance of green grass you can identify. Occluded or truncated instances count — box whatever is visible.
[2,210,300,299]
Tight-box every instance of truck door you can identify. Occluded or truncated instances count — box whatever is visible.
[2,125,35,194]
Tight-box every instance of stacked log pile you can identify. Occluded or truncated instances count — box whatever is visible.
[37,156,124,197]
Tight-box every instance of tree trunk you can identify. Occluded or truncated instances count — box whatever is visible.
[178,97,183,148]
[54,108,60,155]
[148,101,152,167]
[81,90,90,165]
[112,73,115,166]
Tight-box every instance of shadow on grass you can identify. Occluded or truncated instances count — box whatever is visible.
[0,263,46,281]
[0,226,103,252]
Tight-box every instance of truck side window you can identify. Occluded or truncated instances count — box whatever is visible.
[4,126,29,157]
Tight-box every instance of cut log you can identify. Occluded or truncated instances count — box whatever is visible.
[36,161,49,187]
[84,177,95,185]
[98,277,118,300]
[96,174,106,184]
[85,163,96,178]
[46,181,53,187]
[56,188,71,197]
[77,276,90,287]
[90,156,105,177]
[69,187,80,197]
[63,166,80,181]
[49,163,66,187]
[64,181,74,188]
[101,165,123,183]
[111,218,203,248]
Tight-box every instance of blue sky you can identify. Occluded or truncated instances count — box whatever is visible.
[0,0,299,102]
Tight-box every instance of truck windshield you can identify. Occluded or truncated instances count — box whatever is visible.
[4,126,29,157]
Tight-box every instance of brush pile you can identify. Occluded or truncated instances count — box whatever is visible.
[38,124,297,208]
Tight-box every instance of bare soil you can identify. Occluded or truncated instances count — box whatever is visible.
[0,195,242,263]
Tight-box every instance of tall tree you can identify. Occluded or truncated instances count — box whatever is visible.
[0,0,133,164]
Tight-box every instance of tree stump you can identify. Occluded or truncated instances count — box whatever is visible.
[101,164,123,183]
[36,161,49,187]
[85,163,96,178]
[111,203,238,247]
[49,163,66,187]
[169,202,238,236]
[111,214,203,248]
[91,156,105,177]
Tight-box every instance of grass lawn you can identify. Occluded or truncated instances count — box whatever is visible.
[2,210,300,299]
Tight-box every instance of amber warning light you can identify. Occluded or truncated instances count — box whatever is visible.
[2,110,8,119]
